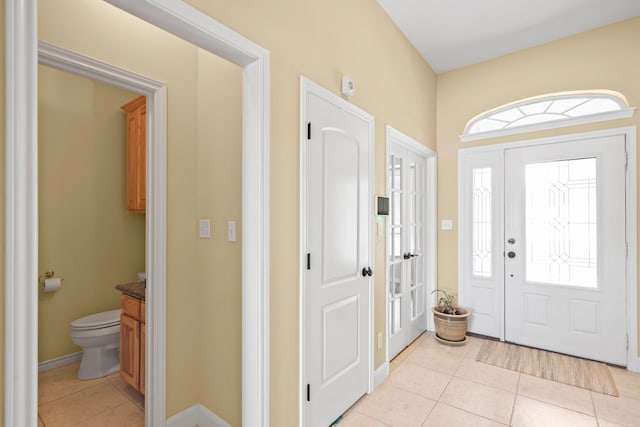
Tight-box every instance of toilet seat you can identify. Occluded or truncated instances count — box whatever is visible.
[70,309,120,330]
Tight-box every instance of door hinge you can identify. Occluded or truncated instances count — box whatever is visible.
[625,151,629,169]
[306,384,311,402]
[307,122,311,140]
[626,334,629,350]
[306,253,311,270]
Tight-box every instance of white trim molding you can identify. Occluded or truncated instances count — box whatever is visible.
[373,362,389,389]
[166,404,231,427]
[458,126,638,372]
[5,1,40,425]
[625,127,639,372]
[7,1,271,426]
[38,352,82,373]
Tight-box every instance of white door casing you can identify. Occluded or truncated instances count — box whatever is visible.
[300,77,374,427]
[387,142,428,359]
[505,136,627,365]
[458,127,638,370]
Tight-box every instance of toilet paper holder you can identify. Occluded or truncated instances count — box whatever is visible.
[39,270,62,283]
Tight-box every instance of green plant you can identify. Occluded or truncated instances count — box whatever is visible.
[432,289,458,315]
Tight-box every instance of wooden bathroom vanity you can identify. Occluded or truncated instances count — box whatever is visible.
[116,281,146,395]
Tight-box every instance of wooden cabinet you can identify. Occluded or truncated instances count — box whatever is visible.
[140,301,146,395]
[120,293,145,394]
[121,95,146,214]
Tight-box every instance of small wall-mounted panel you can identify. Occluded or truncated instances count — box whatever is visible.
[377,196,389,216]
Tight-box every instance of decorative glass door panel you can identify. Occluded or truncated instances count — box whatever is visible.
[525,159,597,288]
[504,136,627,365]
[472,168,492,278]
[388,154,404,338]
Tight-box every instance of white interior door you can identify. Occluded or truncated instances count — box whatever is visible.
[388,144,428,360]
[303,85,373,427]
[505,136,627,365]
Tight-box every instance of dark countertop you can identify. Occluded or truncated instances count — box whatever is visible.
[115,280,145,301]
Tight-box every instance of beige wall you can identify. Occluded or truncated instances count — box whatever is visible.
[436,17,640,355]
[183,1,437,424]
[2,0,435,424]
[37,65,145,362]
[196,50,243,424]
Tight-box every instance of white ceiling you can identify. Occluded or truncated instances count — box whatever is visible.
[377,0,640,73]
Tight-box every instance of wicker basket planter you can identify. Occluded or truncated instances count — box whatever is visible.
[432,306,471,345]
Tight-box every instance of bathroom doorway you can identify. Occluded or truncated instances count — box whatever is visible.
[37,58,148,426]
[7,1,269,425]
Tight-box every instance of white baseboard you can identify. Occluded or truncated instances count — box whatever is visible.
[38,352,83,373]
[374,362,389,389]
[166,404,231,427]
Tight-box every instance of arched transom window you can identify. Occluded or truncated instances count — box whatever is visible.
[461,91,635,142]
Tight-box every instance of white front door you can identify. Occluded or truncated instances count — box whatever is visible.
[388,143,428,360]
[303,81,373,427]
[504,136,627,365]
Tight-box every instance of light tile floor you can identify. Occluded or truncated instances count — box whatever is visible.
[341,333,640,427]
[38,362,144,427]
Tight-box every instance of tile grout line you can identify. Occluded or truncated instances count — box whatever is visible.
[589,391,600,426]
[508,373,521,426]
[433,401,511,426]
[38,378,109,407]
[107,376,145,411]
[71,400,138,427]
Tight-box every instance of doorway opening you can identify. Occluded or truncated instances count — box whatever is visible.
[5,1,270,426]
[35,41,157,426]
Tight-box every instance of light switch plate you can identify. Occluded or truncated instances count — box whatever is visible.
[199,219,211,238]
[227,221,236,242]
[441,219,453,231]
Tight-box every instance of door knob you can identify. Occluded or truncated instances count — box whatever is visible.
[403,253,411,260]
[507,251,516,259]
[362,267,373,277]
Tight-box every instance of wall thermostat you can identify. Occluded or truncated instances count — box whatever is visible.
[341,76,355,97]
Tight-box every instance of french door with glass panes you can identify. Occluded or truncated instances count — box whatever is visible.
[388,143,427,360]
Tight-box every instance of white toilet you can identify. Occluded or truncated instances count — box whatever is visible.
[70,309,121,380]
